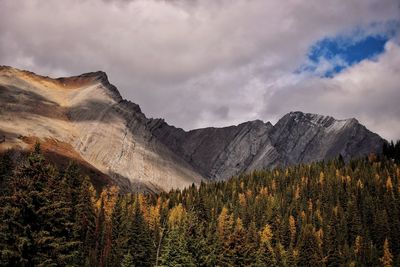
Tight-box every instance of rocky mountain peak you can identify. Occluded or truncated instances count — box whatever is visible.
[281,111,336,127]
[0,67,385,190]
[57,70,108,82]
[238,119,272,129]
[57,71,123,102]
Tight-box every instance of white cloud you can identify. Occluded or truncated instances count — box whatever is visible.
[263,41,400,141]
[0,0,399,139]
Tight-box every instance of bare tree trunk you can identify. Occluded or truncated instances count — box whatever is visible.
[155,222,166,267]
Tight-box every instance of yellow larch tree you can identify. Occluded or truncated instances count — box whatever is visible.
[381,238,393,267]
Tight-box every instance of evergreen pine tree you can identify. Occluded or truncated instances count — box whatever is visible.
[244,221,259,266]
[0,151,12,196]
[186,218,210,267]
[159,226,196,267]
[108,196,129,267]
[346,200,362,246]
[94,199,107,267]
[231,217,247,266]
[1,144,51,265]
[298,224,323,267]
[128,195,154,267]
[275,242,291,267]
[325,213,344,267]
[254,240,277,267]
[121,250,135,267]
[203,221,219,267]
[0,144,79,266]
[74,175,97,266]
[35,165,79,266]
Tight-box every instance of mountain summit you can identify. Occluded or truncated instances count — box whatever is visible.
[0,66,384,190]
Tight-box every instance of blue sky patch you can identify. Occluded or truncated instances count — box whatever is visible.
[309,36,387,77]
[297,21,399,78]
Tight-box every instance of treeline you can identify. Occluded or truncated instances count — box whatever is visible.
[1,143,400,266]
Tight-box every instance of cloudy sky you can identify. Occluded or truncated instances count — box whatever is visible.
[0,0,399,140]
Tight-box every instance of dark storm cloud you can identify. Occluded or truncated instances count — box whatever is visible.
[0,0,399,140]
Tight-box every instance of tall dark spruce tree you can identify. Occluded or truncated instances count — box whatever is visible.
[159,222,196,267]
[298,224,323,267]
[108,196,129,267]
[128,195,154,266]
[73,175,97,266]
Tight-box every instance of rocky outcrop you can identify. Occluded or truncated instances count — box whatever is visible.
[0,66,385,189]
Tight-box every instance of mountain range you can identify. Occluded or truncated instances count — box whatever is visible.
[0,66,384,191]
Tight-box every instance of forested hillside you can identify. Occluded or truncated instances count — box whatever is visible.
[1,142,400,266]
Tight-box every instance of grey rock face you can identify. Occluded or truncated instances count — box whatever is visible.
[148,119,280,180]
[271,112,383,165]
[149,111,384,180]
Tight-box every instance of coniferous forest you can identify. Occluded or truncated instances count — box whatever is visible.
[1,142,400,266]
